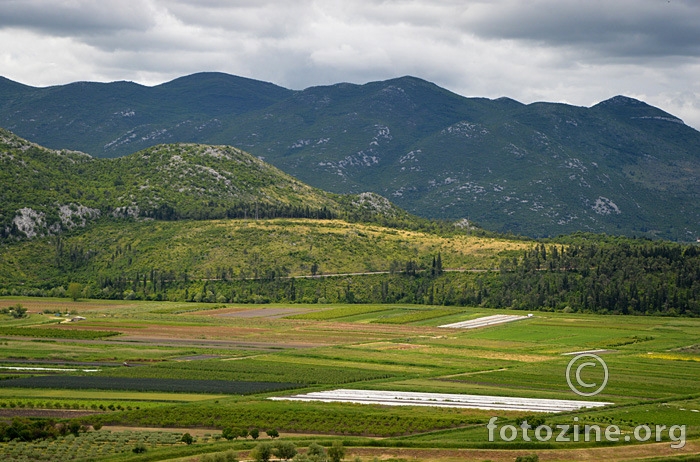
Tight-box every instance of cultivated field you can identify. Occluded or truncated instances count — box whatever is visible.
[1,296,699,461]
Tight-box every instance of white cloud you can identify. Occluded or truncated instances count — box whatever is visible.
[0,0,699,129]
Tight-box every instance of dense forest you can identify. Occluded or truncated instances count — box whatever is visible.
[492,236,700,315]
[4,235,699,316]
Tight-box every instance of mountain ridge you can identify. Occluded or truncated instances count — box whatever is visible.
[2,73,699,239]
[0,128,413,240]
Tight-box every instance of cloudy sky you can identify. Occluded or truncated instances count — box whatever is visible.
[1,0,700,129]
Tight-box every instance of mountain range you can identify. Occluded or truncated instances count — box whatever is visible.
[2,72,699,239]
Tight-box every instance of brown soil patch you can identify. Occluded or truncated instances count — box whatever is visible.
[212,307,319,318]
[172,355,222,361]
[186,306,320,319]
[311,321,448,335]
[111,336,322,350]
[355,342,426,351]
[119,324,267,338]
[0,299,133,313]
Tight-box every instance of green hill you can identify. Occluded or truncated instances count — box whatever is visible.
[0,130,532,303]
[2,132,700,316]
[0,217,527,290]
[2,74,700,238]
[0,128,410,240]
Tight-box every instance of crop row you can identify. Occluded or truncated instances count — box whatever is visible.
[97,400,484,437]
[0,376,300,394]
[0,399,159,411]
[0,326,120,340]
[96,358,395,384]
[287,305,391,320]
[372,308,460,324]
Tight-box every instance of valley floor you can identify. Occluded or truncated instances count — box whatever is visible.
[1,297,698,461]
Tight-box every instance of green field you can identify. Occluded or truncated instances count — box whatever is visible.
[0,297,698,462]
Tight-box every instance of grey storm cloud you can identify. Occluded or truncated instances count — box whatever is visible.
[2,1,698,61]
[460,0,700,59]
[0,0,155,35]
[0,0,700,129]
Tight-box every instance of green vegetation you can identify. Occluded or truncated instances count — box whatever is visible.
[0,297,697,461]
[273,440,294,460]
[0,326,120,339]
[0,304,26,319]
[0,129,418,242]
[4,215,700,317]
[327,441,345,462]
[371,308,460,324]
[3,74,700,238]
[491,238,700,314]
[0,216,519,288]
[0,427,186,461]
[67,283,82,302]
[95,400,481,437]
[5,131,700,317]
[251,441,271,461]
[1,113,700,460]
[92,358,394,384]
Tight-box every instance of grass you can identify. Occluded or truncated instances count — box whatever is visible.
[0,218,530,287]
[0,326,121,339]
[372,308,464,324]
[88,358,396,384]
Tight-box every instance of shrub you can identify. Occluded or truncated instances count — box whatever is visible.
[307,443,325,456]
[515,455,539,462]
[221,427,236,441]
[274,441,297,461]
[251,442,273,462]
[328,441,345,462]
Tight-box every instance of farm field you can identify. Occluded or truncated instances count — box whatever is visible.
[0,296,699,461]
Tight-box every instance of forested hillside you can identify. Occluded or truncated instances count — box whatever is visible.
[2,221,699,316]
[3,74,700,238]
[1,129,699,316]
[0,129,411,240]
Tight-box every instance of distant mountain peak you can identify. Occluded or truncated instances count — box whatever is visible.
[594,95,685,124]
[493,96,524,107]
[597,95,647,106]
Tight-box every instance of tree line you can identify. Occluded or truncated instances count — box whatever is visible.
[5,236,700,316]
